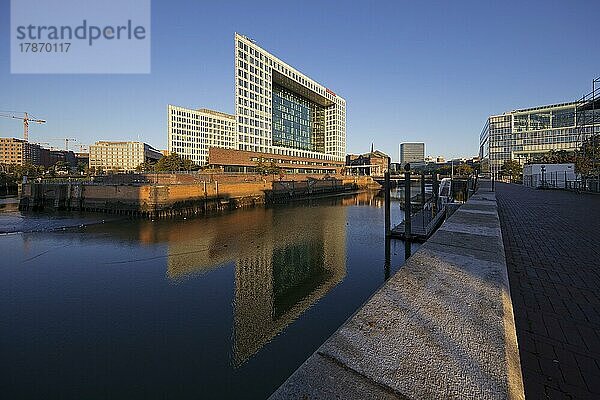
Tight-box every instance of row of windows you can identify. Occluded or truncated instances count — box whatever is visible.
[248,156,341,167]
[171,127,234,136]
[171,140,233,148]
[171,120,234,129]
[170,109,234,123]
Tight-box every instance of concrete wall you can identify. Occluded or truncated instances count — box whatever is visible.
[269,181,524,400]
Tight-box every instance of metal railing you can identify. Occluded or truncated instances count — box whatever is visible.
[523,172,600,193]
[566,177,600,193]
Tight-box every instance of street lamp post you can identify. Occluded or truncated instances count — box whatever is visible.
[541,165,546,189]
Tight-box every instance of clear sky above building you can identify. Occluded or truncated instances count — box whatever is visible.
[0,0,598,161]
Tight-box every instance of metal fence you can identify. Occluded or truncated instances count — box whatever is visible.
[524,172,570,189]
[524,173,600,193]
[566,177,600,193]
[404,177,476,236]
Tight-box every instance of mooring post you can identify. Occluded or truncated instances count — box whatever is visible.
[384,236,391,281]
[404,163,411,239]
[404,239,412,260]
[420,172,426,209]
[384,171,391,237]
[432,174,439,211]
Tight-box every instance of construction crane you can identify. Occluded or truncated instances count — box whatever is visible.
[0,111,46,141]
[34,142,52,149]
[48,138,77,151]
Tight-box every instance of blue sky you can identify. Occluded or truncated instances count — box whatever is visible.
[1,0,599,161]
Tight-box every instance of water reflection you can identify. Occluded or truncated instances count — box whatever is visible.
[233,206,346,366]
[136,202,348,366]
[340,191,385,207]
[3,191,421,399]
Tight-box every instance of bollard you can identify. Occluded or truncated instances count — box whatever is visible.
[404,164,411,239]
[384,171,391,237]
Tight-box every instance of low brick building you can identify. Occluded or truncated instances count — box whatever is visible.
[208,148,344,175]
[345,150,390,176]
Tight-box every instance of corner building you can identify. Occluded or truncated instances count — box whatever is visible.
[234,33,346,162]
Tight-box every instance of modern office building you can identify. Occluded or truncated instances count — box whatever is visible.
[479,96,600,178]
[168,33,347,170]
[399,142,425,166]
[89,141,162,172]
[168,106,236,165]
[234,33,345,162]
[0,137,41,166]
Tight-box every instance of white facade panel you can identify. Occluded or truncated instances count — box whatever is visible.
[167,105,236,165]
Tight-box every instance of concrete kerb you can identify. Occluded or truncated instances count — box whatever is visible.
[269,183,524,400]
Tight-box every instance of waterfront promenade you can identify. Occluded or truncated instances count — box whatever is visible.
[270,181,524,399]
[496,183,600,399]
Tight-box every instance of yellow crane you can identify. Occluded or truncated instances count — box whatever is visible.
[0,111,46,141]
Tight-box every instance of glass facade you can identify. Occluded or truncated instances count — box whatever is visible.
[480,102,600,178]
[272,84,325,152]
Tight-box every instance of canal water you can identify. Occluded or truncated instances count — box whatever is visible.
[0,192,417,399]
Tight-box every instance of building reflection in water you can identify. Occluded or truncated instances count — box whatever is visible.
[144,201,350,367]
[340,190,384,207]
[233,205,347,366]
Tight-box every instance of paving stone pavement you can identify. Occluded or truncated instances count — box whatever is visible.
[496,183,600,400]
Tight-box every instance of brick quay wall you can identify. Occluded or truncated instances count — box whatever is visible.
[18,174,379,217]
